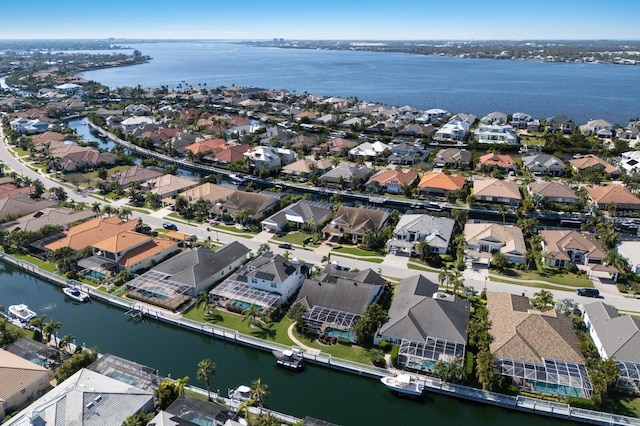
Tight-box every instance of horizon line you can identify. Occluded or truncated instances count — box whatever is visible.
[1,37,640,42]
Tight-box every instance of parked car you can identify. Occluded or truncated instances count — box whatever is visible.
[576,288,600,298]
[163,222,178,230]
[278,243,293,249]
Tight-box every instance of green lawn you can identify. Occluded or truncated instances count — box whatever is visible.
[271,231,320,248]
[492,267,593,288]
[330,252,384,264]
[488,276,573,292]
[212,224,258,236]
[292,330,373,364]
[332,246,385,257]
[603,393,640,418]
[11,254,57,272]
[407,261,437,272]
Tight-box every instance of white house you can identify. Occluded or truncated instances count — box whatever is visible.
[435,120,470,142]
[54,83,84,96]
[242,253,308,305]
[387,214,455,256]
[474,124,519,145]
[244,146,296,173]
[121,116,155,132]
[9,118,50,134]
[349,141,392,159]
[416,108,450,124]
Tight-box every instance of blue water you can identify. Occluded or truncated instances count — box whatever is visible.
[80,41,640,125]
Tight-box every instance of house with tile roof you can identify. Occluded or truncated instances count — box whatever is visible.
[569,154,620,178]
[91,231,179,273]
[178,183,236,205]
[477,153,517,172]
[184,138,227,155]
[472,177,522,206]
[112,165,165,191]
[365,169,418,194]
[5,368,154,426]
[582,301,640,391]
[481,111,509,125]
[417,172,466,198]
[585,184,640,210]
[376,275,469,373]
[44,216,138,252]
[0,195,57,223]
[0,348,52,421]
[207,143,251,166]
[387,142,430,165]
[143,174,200,200]
[322,206,391,244]
[348,141,392,160]
[527,181,578,204]
[295,266,385,342]
[261,199,333,233]
[211,190,281,221]
[387,214,455,256]
[521,153,566,177]
[281,158,319,180]
[433,148,472,168]
[486,291,590,398]
[464,222,526,266]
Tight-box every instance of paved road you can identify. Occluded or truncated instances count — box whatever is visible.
[1,126,639,313]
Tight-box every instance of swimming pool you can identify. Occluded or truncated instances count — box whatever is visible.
[140,285,168,300]
[325,327,356,342]
[230,300,261,312]
[83,269,106,280]
[532,381,583,398]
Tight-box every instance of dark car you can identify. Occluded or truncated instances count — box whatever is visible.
[162,222,178,230]
[278,243,293,250]
[576,288,600,298]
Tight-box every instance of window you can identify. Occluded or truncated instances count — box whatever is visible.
[252,278,257,284]
[271,282,277,288]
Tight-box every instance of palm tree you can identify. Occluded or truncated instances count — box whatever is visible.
[533,289,554,312]
[174,376,189,396]
[102,204,115,217]
[59,334,75,351]
[91,202,102,217]
[243,303,260,327]
[28,314,47,341]
[174,195,189,215]
[250,378,269,414]
[438,266,451,290]
[118,206,132,221]
[49,246,76,272]
[196,358,216,401]
[415,240,431,261]
[196,291,209,312]
[43,320,62,345]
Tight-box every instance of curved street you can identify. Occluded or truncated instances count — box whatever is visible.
[1,125,638,314]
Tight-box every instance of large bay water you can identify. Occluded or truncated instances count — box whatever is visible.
[80,41,640,125]
[0,264,568,425]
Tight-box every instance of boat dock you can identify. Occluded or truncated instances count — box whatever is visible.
[125,304,144,319]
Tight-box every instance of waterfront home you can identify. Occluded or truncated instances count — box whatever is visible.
[486,291,591,398]
[207,143,251,166]
[510,112,539,131]
[521,153,566,176]
[417,171,466,198]
[91,231,180,273]
[472,177,522,206]
[527,181,578,205]
[416,108,450,124]
[5,368,154,426]
[618,124,640,146]
[0,195,57,223]
[365,169,418,194]
[387,141,430,165]
[3,207,96,233]
[473,124,519,145]
[150,395,239,426]
[244,146,296,173]
[320,137,359,155]
[477,153,517,173]
[31,130,65,144]
[53,142,117,171]
[9,117,51,134]
[43,216,138,252]
[0,182,30,199]
[618,241,640,274]
[620,151,640,173]
[322,205,391,244]
[579,119,614,138]
[295,266,386,342]
[432,148,472,168]
[54,82,83,96]
[569,154,620,178]
[585,183,640,211]
[280,158,323,180]
[112,165,165,191]
[387,214,455,256]
[178,183,235,205]
[481,111,509,125]
[375,275,469,373]
[0,348,52,421]
[127,242,251,308]
[582,301,640,392]
[317,164,372,188]
[348,141,392,160]
[464,221,527,266]
[142,174,200,200]
[539,229,618,282]
[120,116,155,132]
[261,199,333,233]
[210,190,281,222]
[184,138,227,156]
[546,114,575,134]
[434,120,470,142]
[397,123,435,138]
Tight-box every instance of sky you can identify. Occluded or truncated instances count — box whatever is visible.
[2,0,639,41]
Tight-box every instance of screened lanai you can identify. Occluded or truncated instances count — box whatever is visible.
[616,360,640,392]
[210,278,280,313]
[126,270,193,311]
[499,357,592,398]
[301,306,360,338]
[398,337,466,373]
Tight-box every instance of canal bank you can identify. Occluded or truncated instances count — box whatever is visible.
[1,254,636,425]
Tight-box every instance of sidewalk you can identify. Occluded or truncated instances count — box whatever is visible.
[286,323,320,356]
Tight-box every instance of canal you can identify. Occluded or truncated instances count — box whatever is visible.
[0,263,572,426]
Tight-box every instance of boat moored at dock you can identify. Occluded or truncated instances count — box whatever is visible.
[7,304,37,324]
[380,374,425,397]
[272,347,304,371]
[63,286,91,303]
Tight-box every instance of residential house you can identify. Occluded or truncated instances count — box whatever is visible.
[9,118,50,134]
[321,137,359,155]
[244,146,296,173]
[0,195,57,222]
[54,82,83,96]
[546,114,575,134]
[416,108,450,124]
[375,275,469,373]
[434,120,470,142]
[0,348,52,421]
[464,221,527,266]
[618,241,640,274]
[585,184,640,210]
[481,111,509,125]
[211,190,281,221]
[3,207,96,233]
[128,242,251,302]
[417,172,466,198]
[121,116,155,132]
[44,216,139,252]
[184,138,226,156]
[433,148,472,168]
[5,368,154,426]
[582,302,640,391]
[32,131,65,144]
[486,292,590,398]
[539,230,618,281]
[178,183,236,205]
[579,119,614,138]
[527,181,578,204]
[521,153,566,176]
[473,177,522,206]
[477,153,517,172]
[112,165,165,191]
[387,214,455,256]
[294,266,386,341]
[397,123,435,138]
[569,154,620,178]
[281,158,319,180]
[388,142,430,165]
[322,205,391,244]
[620,151,640,173]
[143,174,200,200]
[261,199,333,233]
[208,143,251,166]
[348,141,392,160]
[365,169,418,194]
[474,124,519,145]
[510,112,535,130]
[91,231,179,273]
[317,164,371,189]
[149,395,239,426]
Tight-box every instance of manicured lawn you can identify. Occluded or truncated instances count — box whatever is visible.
[603,393,640,418]
[212,224,258,236]
[407,261,437,272]
[271,231,320,248]
[332,246,385,257]
[492,267,593,288]
[330,252,384,264]
[11,254,57,272]
[292,330,374,364]
[488,276,571,292]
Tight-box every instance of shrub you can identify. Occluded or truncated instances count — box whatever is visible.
[566,396,596,409]
[390,345,399,367]
[464,351,474,378]
[378,340,390,352]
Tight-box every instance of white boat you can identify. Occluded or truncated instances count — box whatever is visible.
[63,286,90,303]
[8,304,37,323]
[272,347,304,371]
[380,374,425,397]
[228,385,252,402]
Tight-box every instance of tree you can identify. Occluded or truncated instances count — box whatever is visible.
[154,379,184,410]
[197,358,216,401]
[250,378,269,413]
[196,291,210,312]
[353,303,387,345]
[415,240,431,261]
[490,252,509,271]
[287,302,307,332]
[49,246,77,272]
[55,347,99,382]
[59,333,75,351]
[533,289,554,311]
[475,350,502,391]
[28,314,47,342]
[91,202,102,217]
[43,319,62,345]
[433,358,465,384]
[243,303,261,327]
[174,195,189,215]
[122,411,155,426]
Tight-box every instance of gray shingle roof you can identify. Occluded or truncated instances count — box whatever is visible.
[584,301,640,363]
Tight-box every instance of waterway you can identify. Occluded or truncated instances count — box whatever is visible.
[80,41,640,125]
[0,263,570,426]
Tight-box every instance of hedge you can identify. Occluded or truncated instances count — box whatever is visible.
[390,345,399,367]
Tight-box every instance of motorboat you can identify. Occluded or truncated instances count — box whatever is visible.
[272,347,304,371]
[228,385,252,402]
[380,374,425,397]
[63,286,90,303]
[8,304,37,324]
